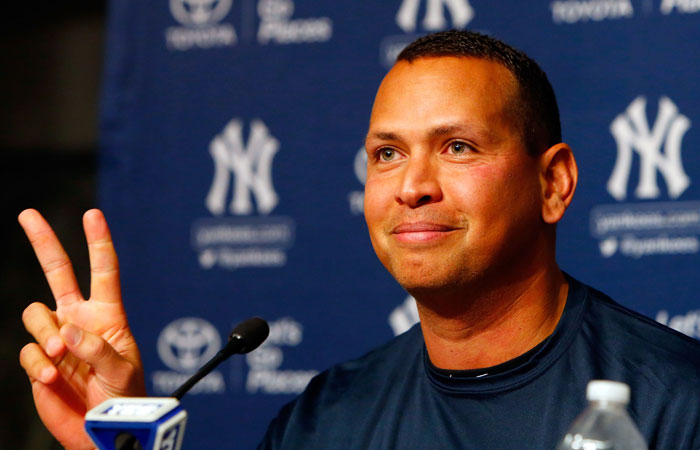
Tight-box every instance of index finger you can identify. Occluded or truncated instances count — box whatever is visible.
[83,209,122,303]
[18,209,82,307]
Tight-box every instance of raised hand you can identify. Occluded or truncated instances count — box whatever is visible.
[18,208,145,450]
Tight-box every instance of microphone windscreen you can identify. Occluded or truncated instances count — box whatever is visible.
[227,317,269,354]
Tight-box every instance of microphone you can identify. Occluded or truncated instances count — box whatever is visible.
[84,317,269,450]
[171,317,269,399]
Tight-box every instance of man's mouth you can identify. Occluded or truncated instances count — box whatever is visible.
[391,222,459,243]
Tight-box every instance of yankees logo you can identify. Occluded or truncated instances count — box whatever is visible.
[206,119,279,216]
[396,0,474,32]
[608,96,691,201]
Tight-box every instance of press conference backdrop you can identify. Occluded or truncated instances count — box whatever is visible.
[98,0,700,448]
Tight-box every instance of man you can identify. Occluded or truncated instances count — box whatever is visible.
[20,31,700,449]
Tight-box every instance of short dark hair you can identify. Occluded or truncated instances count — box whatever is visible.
[397,30,561,154]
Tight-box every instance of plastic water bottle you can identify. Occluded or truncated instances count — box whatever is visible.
[556,380,648,450]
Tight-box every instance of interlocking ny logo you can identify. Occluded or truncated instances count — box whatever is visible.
[607,96,691,201]
[206,119,279,216]
[396,0,474,32]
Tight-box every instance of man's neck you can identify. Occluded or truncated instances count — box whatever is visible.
[415,265,569,371]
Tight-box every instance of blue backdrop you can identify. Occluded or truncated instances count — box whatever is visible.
[99,1,700,448]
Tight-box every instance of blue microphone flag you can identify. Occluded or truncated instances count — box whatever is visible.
[85,397,187,450]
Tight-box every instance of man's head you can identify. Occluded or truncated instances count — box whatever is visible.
[364,31,577,300]
[398,30,561,156]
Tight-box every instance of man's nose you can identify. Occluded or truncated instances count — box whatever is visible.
[395,154,443,208]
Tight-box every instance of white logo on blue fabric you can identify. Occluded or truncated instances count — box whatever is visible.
[550,0,634,24]
[152,318,226,394]
[396,0,474,33]
[657,309,700,338]
[206,119,279,216]
[550,0,700,21]
[598,237,619,258]
[257,0,333,45]
[589,96,699,258]
[354,147,368,185]
[379,0,475,68]
[388,295,420,336]
[193,119,295,270]
[157,318,221,372]
[166,0,236,50]
[170,0,232,27]
[661,0,700,15]
[608,96,690,201]
[347,147,367,215]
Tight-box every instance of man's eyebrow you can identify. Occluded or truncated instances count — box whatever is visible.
[428,123,488,138]
[366,123,491,144]
[365,131,400,142]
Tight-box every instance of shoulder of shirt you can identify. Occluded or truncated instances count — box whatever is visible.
[580,280,700,380]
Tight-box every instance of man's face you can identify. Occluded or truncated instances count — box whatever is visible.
[364,56,547,295]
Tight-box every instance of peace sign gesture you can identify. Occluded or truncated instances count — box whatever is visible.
[19,209,145,450]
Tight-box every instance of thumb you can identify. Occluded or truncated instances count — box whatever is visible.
[60,323,134,388]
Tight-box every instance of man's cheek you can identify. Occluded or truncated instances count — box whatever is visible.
[363,180,387,219]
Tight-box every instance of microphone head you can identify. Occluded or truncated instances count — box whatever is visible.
[225,317,269,355]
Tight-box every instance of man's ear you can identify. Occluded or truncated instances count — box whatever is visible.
[539,143,578,224]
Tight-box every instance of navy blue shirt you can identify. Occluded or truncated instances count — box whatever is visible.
[259,278,700,449]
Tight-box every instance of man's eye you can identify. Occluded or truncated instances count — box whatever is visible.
[379,148,396,161]
[449,141,469,155]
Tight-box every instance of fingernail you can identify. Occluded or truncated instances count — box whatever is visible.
[62,324,82,346]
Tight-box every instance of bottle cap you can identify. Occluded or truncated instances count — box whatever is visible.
[586,380,630,404]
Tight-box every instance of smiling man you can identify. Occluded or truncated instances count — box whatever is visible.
[19,30,700,449]
[258,31,700,449]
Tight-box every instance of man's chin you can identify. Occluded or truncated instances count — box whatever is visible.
[392,268,471,297]
[378,249,479,293]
